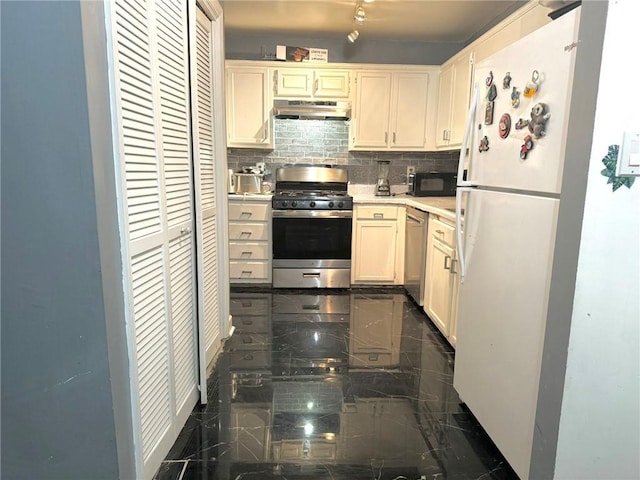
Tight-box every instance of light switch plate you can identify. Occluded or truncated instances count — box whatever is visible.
[616,131,640,177]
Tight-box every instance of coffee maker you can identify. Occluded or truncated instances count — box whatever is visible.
[375,160,391,196]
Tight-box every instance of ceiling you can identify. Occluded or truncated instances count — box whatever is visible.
[220,0,530,43]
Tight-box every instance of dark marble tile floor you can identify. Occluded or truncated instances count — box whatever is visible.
[155,288,517,480]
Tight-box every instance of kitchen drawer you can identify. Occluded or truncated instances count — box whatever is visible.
[228,350,271,369]
[230,261,270,280]
[232,315,270,333]
[229,242,269,260]
[230,296,271,316]
[356,205,398,220]
[228,202,270,221]
[228,333,271,350]
[229,223,269,241]
[430,217,455,246]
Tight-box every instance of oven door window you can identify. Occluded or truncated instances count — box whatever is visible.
[273,217,352,260]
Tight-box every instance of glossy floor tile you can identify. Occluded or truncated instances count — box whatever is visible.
[156,288,517,480]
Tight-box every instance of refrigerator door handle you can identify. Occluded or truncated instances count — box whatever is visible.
[456,187,472,283]
[457,83,479,187]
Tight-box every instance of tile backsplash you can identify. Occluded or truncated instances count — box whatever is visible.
[227,119,459,185]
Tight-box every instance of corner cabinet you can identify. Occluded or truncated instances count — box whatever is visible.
[351,205,405,285]
[273,67,350,99]
[424,215,459,346]
[435,51,473,149]
[228,197,272,283]
[226,66,273,148]
[350,70,432,151]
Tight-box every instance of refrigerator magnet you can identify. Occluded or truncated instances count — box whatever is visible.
[479,136,490,152]
[485,101,495,125]
[528,103,550,138]
[503,72,512,89]
[499,114,511,139]
[487,84,497,102]
[523,70,540,98]
[486,71,494,86]
[511,87,521,108]
[515,118,529,130]
[520,135,534,160]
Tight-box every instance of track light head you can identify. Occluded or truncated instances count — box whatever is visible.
[347,29,360,43]
[354,6,366,24]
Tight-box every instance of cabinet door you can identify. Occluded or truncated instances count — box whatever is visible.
[449,250,459,347]
[351,71,391,149]
[426,238,454,336]
[314,70,350,98]
[449,53,473,146]
[390,72,429,149]
[226,67,272,147]
[274,68,314,97]
[352,220,397,282]
[435,63,454,148]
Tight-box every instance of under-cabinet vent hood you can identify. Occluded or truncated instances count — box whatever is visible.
[273,100,351,120]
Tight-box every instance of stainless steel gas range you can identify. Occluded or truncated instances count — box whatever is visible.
[271,166,353,288]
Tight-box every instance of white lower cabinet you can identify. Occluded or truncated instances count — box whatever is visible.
[351,205,405,284]
[424,215,459,346]
[228,197,271,283]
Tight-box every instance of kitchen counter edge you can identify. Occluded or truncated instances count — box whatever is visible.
[352,194,457,222]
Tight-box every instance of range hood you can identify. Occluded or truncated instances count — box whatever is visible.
[273,100,351,120]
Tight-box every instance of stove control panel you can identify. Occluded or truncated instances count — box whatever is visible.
[272,197,353,210]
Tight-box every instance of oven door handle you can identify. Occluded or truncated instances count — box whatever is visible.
[272,210,353,218]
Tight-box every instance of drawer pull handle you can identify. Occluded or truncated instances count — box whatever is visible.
[241,301,252,307]
[368,354,379,361]
[243,354,254,361]
[242,336,252,343]
[373,213,384,219]
[435,229,444,235]
[241,251,252,258]
[303,304,320,310]
[242,319,253,325]
[444,255,452,270]
[240,231,252,239]
[303,272,321,278]
[240,212,252,219]
[240,270,252,278]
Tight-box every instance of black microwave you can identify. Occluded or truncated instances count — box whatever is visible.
[407,172,457,197]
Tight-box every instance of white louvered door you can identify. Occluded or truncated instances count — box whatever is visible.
[191,5,222,404]
[107,0,198,478]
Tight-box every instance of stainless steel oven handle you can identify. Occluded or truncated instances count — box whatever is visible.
[272,210,353,218]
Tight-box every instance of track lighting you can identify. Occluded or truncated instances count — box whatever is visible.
[354,6,366,24]
[347,29,360,43]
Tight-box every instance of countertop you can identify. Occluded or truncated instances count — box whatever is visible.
[227,188,458,222]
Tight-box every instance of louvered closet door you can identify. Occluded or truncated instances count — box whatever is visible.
[192,6,221,405]
[109,0,198,478]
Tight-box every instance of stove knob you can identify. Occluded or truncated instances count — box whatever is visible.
[291,201,297,207]
[338,201,344,208]
[328,201,334,208]
[309,201,316,208]
[281,201,288,207]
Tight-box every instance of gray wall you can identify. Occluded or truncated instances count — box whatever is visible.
[225,31,462,65]
[1,2,129,478]
[227,119,459,186]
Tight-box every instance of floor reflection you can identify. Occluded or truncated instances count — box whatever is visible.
[157,288,517,480]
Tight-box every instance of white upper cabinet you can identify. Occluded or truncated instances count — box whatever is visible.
[435,51,473,149]
[351,69,431,151]
[226,66,273,148]
[274,67,350,98]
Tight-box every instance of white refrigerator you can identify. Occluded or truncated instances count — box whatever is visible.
[453,7,581,480]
